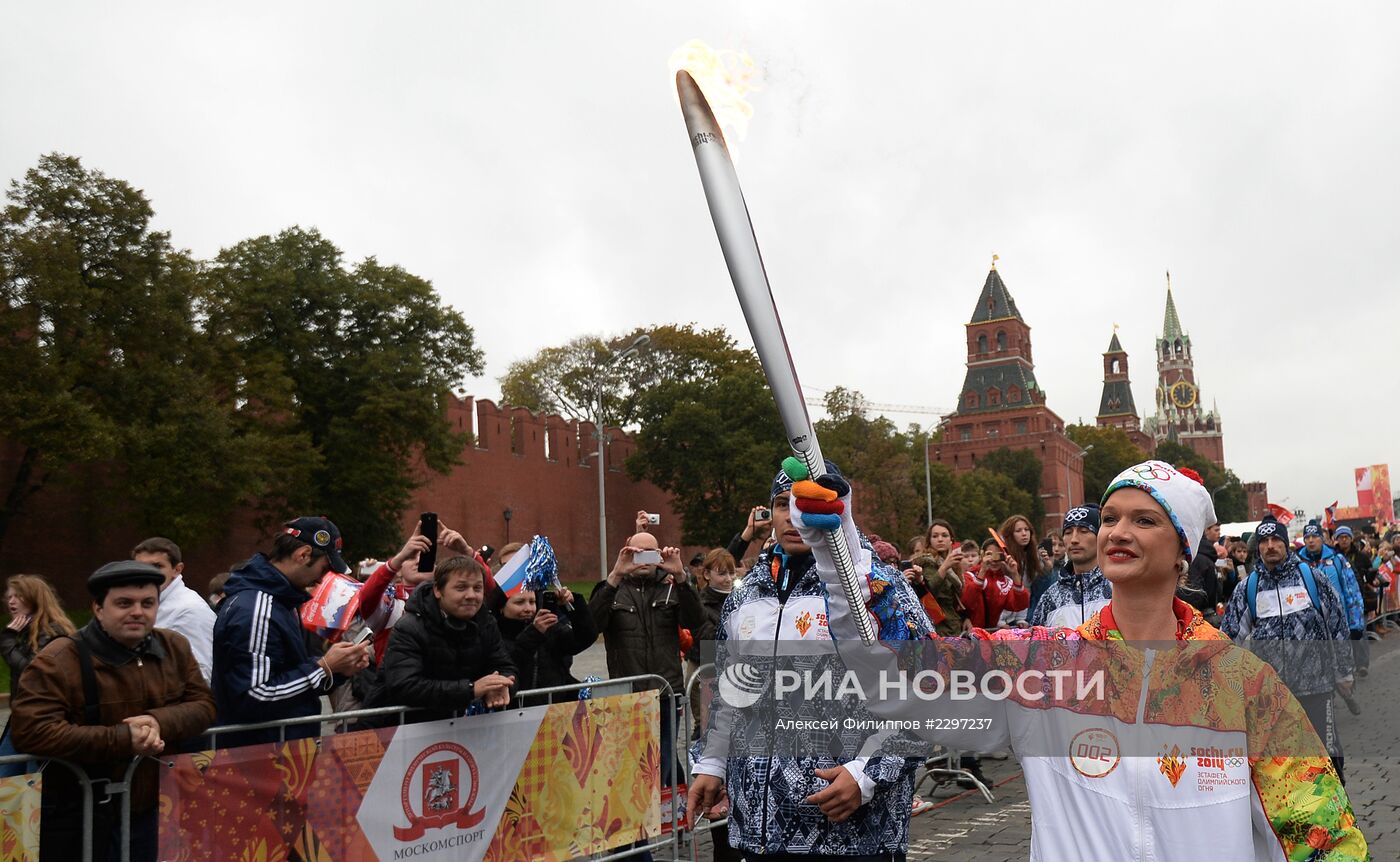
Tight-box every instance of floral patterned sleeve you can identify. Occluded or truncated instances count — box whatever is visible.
[1245,660,1367,860]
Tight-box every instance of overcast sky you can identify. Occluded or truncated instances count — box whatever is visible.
[3,2,1397,519]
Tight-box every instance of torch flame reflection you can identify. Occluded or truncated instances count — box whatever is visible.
[668,39,759,151]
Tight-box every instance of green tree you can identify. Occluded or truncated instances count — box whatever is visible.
[814,388,924,545]
[923,462,1036,542]
[499,323,752,427]
[199,227,484,554]
[1066,424,1150,503]
[504,323,788,546]
[1152,441,1248,522]
[979,447,1045,526]
[626,350,786,546]
[0,154,270,547]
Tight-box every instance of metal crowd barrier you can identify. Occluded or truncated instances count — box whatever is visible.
[200,673,686,862]
[681,661,729,850]
[0,752,100,862]
[3,673,699,862]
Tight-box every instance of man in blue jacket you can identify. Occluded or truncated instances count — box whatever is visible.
[1300,522,1365,634]
[1221,515,1353,783]
[212,516,370,747]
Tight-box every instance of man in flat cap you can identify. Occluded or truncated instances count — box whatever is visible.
[10,560,215,861]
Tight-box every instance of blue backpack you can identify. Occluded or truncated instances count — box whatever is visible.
[1245,561,1323,626]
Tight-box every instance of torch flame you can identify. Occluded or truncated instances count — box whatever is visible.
[669,39,759,150]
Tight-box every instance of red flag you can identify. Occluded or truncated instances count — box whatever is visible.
[1266,504,1294,525]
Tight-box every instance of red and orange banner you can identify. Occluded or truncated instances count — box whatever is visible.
[1355,465,1393,529]
[158,692,660,862]
[0,773,41,862]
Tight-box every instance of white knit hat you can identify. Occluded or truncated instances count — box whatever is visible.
[1101,460,1217,562]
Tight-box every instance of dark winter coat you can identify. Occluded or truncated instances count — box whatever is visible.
[494,598,597,698]
[379,583,516,724]
[684,586,730,664]
[1183,538,1220,613]
[0,622,68,698]
[589,572,703,693]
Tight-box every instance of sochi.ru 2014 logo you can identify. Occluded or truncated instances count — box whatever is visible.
[394,741,487,841]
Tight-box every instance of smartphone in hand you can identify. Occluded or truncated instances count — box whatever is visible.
[419,512,439,573]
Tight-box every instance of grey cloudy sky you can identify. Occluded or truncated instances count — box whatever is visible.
[3,1,1397,519]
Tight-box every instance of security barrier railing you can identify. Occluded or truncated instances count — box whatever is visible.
[1,674,687,862]
[0,752,99,862]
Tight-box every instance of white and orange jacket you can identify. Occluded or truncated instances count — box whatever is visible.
[817,558,1368,861]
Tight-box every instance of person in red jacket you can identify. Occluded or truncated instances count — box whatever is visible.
[961,538,1029,629]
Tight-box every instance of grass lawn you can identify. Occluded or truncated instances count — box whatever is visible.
[559,579,606,601]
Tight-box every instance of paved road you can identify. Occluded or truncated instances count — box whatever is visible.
[688,629,1400,861]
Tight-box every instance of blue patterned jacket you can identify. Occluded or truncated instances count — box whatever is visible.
[690,546,934,855]
[1219,552,1353,696]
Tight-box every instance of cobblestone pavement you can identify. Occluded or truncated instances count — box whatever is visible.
[687,628,1400,861]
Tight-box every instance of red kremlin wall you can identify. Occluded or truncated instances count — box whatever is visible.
[0,395,679,605]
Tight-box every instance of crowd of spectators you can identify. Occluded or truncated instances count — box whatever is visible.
[1,495,1394,861]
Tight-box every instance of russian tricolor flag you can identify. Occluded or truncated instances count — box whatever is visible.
[494,546,531,597]
[300,572,365,638]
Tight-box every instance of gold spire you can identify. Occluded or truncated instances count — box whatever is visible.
[991,253,999,271]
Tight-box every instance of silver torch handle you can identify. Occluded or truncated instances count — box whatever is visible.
[675,70,876,645]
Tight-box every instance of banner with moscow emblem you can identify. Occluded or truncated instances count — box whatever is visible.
[356,709,544,861]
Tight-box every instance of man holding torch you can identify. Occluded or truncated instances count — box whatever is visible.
[689,459,933,861]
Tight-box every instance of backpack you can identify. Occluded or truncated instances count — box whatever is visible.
[1245,561,1323,626]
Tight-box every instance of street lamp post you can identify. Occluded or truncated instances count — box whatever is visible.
[1211,484,1230,514]
[595,335,650,580]
[922,425,937,527]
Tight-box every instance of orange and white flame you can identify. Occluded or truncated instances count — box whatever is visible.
[669,39,759,149]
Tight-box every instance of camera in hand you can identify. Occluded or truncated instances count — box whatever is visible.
[757,507,771,522]
[538,590,572,634]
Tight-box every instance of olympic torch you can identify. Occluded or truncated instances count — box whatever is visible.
[675,70,876,644]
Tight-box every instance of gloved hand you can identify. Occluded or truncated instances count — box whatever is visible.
[784,457,872,595]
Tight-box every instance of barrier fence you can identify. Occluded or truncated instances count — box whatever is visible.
[0,675,688,862]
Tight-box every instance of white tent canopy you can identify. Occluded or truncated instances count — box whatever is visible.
[1218,520,1263,538]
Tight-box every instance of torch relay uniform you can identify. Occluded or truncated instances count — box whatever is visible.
[690,463,935,858]
[1031,504,1112,629]
[1028,566,1112,629]
[792,460,1366,862]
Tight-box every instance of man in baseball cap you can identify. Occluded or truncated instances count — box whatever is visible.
[281,515,350,575]
[211,515,369,747]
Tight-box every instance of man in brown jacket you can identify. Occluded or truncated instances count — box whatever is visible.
[11,560,215,861]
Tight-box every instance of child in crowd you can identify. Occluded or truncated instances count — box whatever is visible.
[961,539,1029,630]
